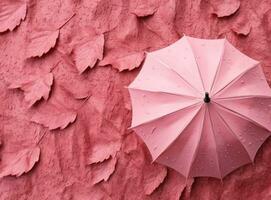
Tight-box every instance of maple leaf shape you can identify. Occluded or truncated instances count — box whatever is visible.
[9,73,53,107]
[231,15,251,36]
[232,22,251,36]
[25,13,75,58]
[210,0,240,18]
[88,131,120,184]
[99,52,145,72]
[143,164,167,195]
[30,103,77,130]
[26,30,59,58]
[88,140,121,165]
[91,157,118,184]
[0,146,40,178]
[72,34,104,74]
[0,1,27,33]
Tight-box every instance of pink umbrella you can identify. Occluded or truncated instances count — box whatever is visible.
[128,36,271,179]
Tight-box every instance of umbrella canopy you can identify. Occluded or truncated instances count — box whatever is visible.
[128,36,271,179]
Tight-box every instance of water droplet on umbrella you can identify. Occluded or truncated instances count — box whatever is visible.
[241,80,245,84]
[249,142,252,145]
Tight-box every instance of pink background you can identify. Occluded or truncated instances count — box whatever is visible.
[1,0,271,199]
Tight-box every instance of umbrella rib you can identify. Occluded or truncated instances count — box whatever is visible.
[213,105,254,162]
[207,106,223,179]
[148,55,203,95]
[215,95,271,101]
[212,63,260,97]
[185,37,206,92]
[128,87,202,100]
[130,101,202,129]
[186,106,206,178]
[210,39,226,94]
[151,103,203,162]
[212,100,271,132]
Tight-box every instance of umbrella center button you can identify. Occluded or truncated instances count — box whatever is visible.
[204,92,211,103]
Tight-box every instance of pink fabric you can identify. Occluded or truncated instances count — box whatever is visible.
[1,0,271,199]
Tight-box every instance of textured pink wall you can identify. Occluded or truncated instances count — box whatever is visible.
[1,0,271,199]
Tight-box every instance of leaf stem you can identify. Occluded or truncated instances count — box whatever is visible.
[76,95,91,111]
[50,60,62,72]
[59,13,76,30]
[37,130,48,145]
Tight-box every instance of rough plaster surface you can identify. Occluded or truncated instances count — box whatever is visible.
[1,0,271,199]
